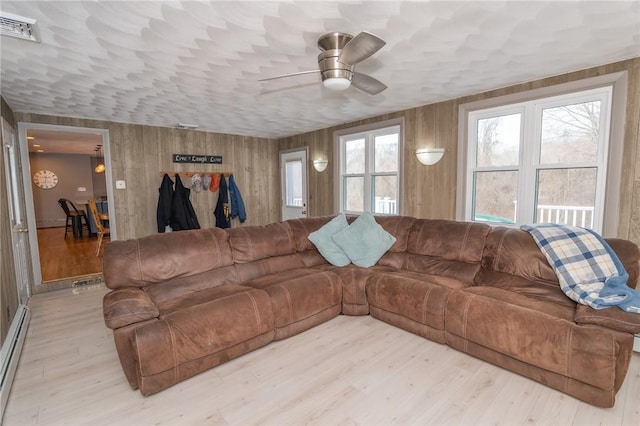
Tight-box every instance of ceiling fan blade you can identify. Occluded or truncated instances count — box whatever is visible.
[351,72,387,95]
[338,31,386,65]
[258,70,319,82]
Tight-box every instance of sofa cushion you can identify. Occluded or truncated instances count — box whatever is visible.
[133,288,275,395]
[307,214,351,266]
[227,221,296,263]
[288,216,333,252]
[240,267,317,289]
[103,228,234,289]
[144,265,238,309]
[574,303,640,334]
[332,212,396,268]
[367,271,467,342]
[373,215,415,253]
[407,219,491,263]
[243,269,343,340]
[103,288,159,329]
[151,283,254,317]
[314,264,396,315]
[606,238,640,288]
[402,219,490,286]
[445,286,626,391]
[234,254,306,283]
[403,254,481,287]
[474,227,574,307]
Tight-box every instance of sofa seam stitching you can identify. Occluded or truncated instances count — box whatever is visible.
[135,239,145,283]
[133,327,143,384]
[609,333,615,395]
[460,223,471,261]
[165,320,179,385]
[277,304,340,333]
[421,286,434,324]
[495,232,506,270]
[565,326,573,390]
[276,284,294,324]
[576,313,639,328]
[461,294,473,353]
[245,291,262,329]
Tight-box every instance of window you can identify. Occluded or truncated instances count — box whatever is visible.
[464,87,612,232]
[285,159,303,207]
[336,121,402,215]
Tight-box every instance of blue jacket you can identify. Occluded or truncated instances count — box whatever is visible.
[214,174,230,228]
[228,174,246,223]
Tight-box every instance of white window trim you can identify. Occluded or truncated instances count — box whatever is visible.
[457,71,627,237]
[333,117,404,215]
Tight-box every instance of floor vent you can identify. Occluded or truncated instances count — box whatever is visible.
[73,275,104,287]
[0,11,40,42]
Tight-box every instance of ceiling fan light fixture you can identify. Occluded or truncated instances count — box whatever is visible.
[323,77,351,91]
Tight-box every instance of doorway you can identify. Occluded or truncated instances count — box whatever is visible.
[280,148,308,220]
[16,123,115,293]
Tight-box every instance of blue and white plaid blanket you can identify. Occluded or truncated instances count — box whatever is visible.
[521,223,640,313]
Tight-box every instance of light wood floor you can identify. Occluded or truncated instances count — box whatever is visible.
[3,284,640,426]
[37,227,105,283]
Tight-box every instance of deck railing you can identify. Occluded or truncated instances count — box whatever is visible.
[374,197,397,214]
[536,204,594,228]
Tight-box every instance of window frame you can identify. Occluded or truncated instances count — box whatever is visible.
[334,118,404,215]
[457,72,627,237]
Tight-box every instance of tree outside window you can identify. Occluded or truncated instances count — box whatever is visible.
[467,87,611,231]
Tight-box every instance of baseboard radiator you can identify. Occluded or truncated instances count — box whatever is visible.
[0,305,30,423]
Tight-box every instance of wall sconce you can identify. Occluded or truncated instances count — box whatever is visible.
[415,148,445,166]
[313,159,329,172]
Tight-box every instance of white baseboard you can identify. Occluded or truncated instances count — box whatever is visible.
[0,305,30,423]
[634,334,640,353]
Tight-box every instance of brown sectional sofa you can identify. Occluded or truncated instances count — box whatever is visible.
[102,216,640,407]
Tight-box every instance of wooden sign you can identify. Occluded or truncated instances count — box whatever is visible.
[173,154,223,164]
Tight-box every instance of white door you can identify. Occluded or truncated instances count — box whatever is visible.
[2,119,32,303]
[280,148,308,220]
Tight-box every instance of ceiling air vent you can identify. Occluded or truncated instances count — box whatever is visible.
[0,11,40,42]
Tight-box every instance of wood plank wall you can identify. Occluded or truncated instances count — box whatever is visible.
[278,58,640,248]
[9,58,639,252]
[11,114,281,240]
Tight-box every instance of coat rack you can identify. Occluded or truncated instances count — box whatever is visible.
[160,171,232,178]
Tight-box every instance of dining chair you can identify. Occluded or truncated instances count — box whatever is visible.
[57,198,88,239]
[87,198,110,256]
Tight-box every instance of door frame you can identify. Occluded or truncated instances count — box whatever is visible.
[2,118,31,304]
[279,147,309,221]
[17,122,115,291]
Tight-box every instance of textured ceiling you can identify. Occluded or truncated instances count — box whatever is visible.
[26,129,104,155]
[1,1,639,139]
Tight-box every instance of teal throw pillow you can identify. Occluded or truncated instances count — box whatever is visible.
[332,212,396,268]
[308,214,351,267]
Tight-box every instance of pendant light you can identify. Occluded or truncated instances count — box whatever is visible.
[94,145,105,174]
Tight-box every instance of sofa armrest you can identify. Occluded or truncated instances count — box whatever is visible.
[606,238,640,289]
[103,288,159,329]
[574,303,640,334]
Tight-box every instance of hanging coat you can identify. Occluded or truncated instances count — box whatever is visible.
[157,174,174,233]
[228,174,247,223]
[214,174,231,229]
[170,175,200,231]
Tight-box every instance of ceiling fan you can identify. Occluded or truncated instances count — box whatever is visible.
[259,31,387,95]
